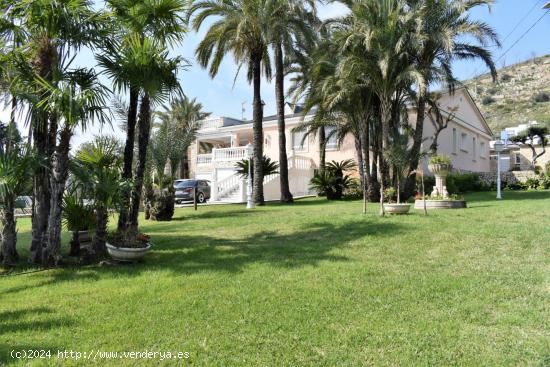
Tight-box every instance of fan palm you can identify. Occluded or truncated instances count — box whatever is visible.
[2,0,108,264]
[73,136,126,255]
[99,0,187,231]
[0,144,33,266]
[235,156,279,181]
[191,0,275,205]
[35,68,110,265]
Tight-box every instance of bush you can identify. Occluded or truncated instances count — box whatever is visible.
[533,92,550,103]
[343,179,363,200]
[482,96,496,105]
[500,73,512,82]
[446,173,483,194]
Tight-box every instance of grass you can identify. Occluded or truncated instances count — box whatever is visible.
[2,191,550,366]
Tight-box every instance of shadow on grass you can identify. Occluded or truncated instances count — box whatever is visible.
[0,307,74,362]
[103,219,404,277]
[1,271,99,297]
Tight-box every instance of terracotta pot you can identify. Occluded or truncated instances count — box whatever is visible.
[383,203,411,214]
[106,242,152,262]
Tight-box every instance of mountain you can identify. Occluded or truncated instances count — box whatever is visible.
[463,54,550,134]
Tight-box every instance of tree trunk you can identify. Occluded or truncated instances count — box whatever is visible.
[42,127,72,266]
[118,87,139,231]
[355,136,364,190]
[403,98,426,200]
[319,126,326,173]
[92,208,108,255]
[29,38,56,265]
[0,200,18,266]
[379,101,392,217]
[275,43,293,203]
[251,53,264,205]
[128,93,151,230]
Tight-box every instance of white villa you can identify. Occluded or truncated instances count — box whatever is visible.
[188,87,493,202]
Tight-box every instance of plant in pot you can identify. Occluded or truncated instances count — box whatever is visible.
[73,137,150,262]
[61,189,96,256]
[428,155,452,198]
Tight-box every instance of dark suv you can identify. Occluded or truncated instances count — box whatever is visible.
[174,179,211,204]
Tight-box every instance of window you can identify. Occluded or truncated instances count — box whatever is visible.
[480,142,486,158]
[325,127,338,150]
[460,132,468,151]
[515,154,521,166]
[292,130,307,151]
[452,128,457,154]
[472,137,476,159]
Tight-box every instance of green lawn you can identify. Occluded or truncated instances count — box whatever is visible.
[2,191,550,366]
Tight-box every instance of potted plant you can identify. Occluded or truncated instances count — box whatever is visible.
[428,155,452,198]
[383,187,411,214]
[106,228,152,262]
[61,191,96,256]
[73,137,152,262]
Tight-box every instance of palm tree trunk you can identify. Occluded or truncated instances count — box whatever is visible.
[29,39,56,265]
[42,127,72,266]
[93,208,108,255]
[379,101,391,217]
[0,200,18,266]
[355,136,364,189]
[319,126,326,172]
[118,87,139,231]
[128,93,151,229]
[403,97,426,199]
[251,53,264,205]
[275,43,293,203]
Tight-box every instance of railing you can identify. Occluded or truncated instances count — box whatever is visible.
[217,174,241,198]
[199,118,224,130]
[213,147,247,161]
[197,154,212,165]
[289,156,312,170]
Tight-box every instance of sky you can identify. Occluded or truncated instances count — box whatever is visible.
[2,0,550,149]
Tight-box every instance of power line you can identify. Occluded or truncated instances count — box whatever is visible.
[467,8,550,80]
[497,0,546,46]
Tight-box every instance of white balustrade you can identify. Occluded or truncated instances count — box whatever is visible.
[197,154,212,165]
[217,173,241,198]
[212,147,247,162]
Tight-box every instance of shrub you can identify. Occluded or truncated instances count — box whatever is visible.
[383,187,396,203]
[500,73,512,82]
[429,155,452,165]
[343,179,363,200]
[482,96,496,105]
[533,92,550,103]
[446,173,483,194]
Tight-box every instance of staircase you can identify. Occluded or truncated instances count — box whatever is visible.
[213,155,315,203]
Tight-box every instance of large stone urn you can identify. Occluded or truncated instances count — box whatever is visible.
[428,163,452,198]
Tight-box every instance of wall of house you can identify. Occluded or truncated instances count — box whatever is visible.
[515,146,550,171]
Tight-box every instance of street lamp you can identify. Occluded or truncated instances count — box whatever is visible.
[245,143,255,209]
[494,140,505,200]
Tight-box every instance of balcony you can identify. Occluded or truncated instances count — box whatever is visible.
[197,147,248,166]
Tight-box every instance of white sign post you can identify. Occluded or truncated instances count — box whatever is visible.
[245,143,255,209]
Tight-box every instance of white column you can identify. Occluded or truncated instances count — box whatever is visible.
[239,178,247,202]
[211,168,218,202]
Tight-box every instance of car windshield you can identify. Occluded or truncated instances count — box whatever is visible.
[175,180,196,188]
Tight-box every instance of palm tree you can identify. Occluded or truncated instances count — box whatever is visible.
[403,0,499,198]
[99,0,187,231]
[332,0,425,216]
[2,0,107,264]
[269,0,317,203]
[156,96,211,178]
[37,69,110,265]
[191,0,274,205]
[0,127,33,266]
[235,155,279,180]
[73,137,125,255]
